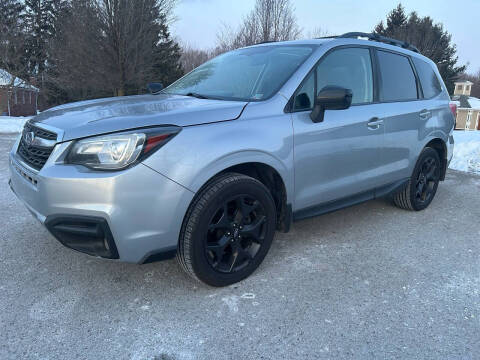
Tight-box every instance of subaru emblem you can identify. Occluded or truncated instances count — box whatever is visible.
[24,131,35,146]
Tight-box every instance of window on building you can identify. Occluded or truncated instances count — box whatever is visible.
[457,85,463,91]
[377,50,418,102]
[466,85,471,92]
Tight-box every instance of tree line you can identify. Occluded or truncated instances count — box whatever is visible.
[0,0,474,109]
[1,0,182,108]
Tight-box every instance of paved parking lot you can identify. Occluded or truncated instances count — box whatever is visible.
[1,136,479,360]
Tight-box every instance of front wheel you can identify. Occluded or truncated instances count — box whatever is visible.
[393,147,441,211]
[177,173,277,287]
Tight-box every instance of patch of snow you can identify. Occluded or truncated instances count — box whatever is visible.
[467,97,480,109]
[450,131,480,175]
[0,116,31,134]
[0,68,39,90]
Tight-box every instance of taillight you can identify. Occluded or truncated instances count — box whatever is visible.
[449,102,457,128]
[449,103,457,118]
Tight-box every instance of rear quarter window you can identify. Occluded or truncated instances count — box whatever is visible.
[377,50,418,102]
[412,57,442,99]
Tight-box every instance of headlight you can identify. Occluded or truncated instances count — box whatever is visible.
[66,127,181,170]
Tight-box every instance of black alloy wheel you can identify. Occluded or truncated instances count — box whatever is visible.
[206,195,266,273]
[393,147,441,211]
[177,173,277,287]
[414,155,439,206]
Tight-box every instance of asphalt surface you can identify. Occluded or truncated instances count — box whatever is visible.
[1,135,479,360]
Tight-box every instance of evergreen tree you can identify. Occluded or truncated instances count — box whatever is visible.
[0,0,26,78]
[0,0,24,30]
[374,3,465,94]
[151,13,183,88]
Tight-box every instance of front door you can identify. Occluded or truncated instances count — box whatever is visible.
[291,47,384,212]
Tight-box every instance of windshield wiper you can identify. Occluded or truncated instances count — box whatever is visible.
[185,92,210,99]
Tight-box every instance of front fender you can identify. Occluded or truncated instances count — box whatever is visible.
[185,149,292,198]
[142,116,294,204]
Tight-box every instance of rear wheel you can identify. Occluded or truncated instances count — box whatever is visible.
[393,147,441,211]
[177,173,276,287]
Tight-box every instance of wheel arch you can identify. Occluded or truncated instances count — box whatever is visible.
[424,138,448,181]
[190,159,292,233]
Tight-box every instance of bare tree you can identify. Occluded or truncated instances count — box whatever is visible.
[179,44,215,73]
[303,26,330,39]
[217,0,301,51]
[48,0,181,101]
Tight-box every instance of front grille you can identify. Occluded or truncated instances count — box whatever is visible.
[23,121,58,140]
[17,123,57,171]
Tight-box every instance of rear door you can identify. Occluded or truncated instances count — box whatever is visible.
[374,49,434,185]
[291,47,385,212]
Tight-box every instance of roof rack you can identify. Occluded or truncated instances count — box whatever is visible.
[318,32,420,53]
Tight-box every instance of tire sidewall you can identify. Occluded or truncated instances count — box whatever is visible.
[410,147,441,211]
[189,177,277,287]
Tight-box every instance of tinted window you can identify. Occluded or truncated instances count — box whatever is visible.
[377,50,417,101]
[316,48,373,104]
[413,58,442,98]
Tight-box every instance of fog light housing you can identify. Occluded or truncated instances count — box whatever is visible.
[45,216,119,259]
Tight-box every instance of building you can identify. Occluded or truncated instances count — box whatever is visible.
[451,80,480,130]
[0,69,39,116]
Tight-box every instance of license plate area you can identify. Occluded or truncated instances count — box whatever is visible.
[11,157,38,188]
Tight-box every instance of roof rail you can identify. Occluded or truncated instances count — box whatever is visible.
[254,40,277,45]
[317,32,420,53]
[339,32,420,53]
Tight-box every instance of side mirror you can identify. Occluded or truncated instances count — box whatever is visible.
[310,86,353,123]
[147,82,164,94]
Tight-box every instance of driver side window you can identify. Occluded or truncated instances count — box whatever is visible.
[293,47,374,111]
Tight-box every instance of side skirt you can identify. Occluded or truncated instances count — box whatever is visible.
[292,178,409,222]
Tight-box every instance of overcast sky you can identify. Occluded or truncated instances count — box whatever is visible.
[172,0,480,74]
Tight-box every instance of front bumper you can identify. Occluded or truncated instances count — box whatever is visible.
[9,140,194,263]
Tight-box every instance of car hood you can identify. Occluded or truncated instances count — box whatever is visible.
[31,94,248,141]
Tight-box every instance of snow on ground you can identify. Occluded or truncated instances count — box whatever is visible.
[450,131,480,175]
[0,116,31,134]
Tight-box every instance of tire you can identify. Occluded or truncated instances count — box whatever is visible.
[177,173,277,287]
[393,147,441,211]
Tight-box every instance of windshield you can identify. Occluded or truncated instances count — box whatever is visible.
[163,45,314,101]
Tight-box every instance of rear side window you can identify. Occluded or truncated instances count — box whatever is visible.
[412,58,442,99]
[377,50,418,102]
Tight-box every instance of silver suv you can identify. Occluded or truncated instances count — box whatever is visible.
[9,33,455,286]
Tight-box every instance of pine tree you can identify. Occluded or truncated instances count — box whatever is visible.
[23,0,57,82]
[0,0,26,78]
[0,0,24,29]
[151,13,183,88]
[374,3,465,94]
[385,4,407,35]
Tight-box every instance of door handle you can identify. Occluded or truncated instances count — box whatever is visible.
[367,117,383,130]
[419,109,432,120]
